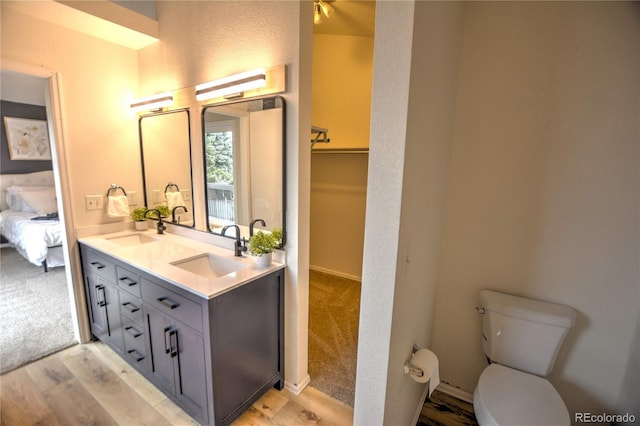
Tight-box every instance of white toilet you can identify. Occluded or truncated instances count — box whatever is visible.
[473,290,576,426]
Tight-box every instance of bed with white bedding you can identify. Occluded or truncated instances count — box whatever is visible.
[0,171,64,271]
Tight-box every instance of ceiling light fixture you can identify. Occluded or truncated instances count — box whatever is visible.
[314,0,334,24]
[130,92,174,112]
[195,68,267,102]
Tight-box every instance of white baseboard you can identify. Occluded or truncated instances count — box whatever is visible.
[309,265,361,282]
[412,384,431,425]
[285,374,311,396]
[436,382,474,404]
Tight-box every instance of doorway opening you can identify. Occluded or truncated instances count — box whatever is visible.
[0,68,79,373]
[308,0,375,407]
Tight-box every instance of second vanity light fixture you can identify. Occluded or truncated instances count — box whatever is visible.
[130,92,174,112]
[195,68,267,102]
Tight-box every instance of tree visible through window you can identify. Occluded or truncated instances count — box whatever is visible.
[204,131,233,184]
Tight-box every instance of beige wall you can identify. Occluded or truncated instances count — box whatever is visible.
[355,2,464,424]
[431,1,640,417]
[310,34,373,280]
[1,3,141,229]
[309,33,373,279]
[310,152,367,279]
[311,34,372,150]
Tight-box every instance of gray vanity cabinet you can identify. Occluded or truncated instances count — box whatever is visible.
[79,242,285,426]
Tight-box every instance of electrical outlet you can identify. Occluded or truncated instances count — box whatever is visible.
[181,190,191,201]
[128,191,137,205]
[85,195,103,211]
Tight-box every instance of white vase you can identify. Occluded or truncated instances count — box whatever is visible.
[135,221,147,231]
[255,252,273,267]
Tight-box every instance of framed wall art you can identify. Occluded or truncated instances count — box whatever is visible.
[4,117,51,161]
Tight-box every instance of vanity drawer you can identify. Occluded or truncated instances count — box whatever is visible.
[141,278,203,333]
[83,249,115,283]
[122,319,148,370]
[120,290,143,325]
[117,265,141,298]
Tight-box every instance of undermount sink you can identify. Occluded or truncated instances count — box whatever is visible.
[171,253,248,280]
[107,233,159,246]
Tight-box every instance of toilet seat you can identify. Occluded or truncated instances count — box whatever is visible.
[473,364,570,426]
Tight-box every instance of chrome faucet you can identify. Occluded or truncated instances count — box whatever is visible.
[171,205,188,224]
[144,209,166,234]
[221,224,247,257]
[250,218,266,236]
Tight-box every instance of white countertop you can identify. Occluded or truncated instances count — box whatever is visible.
[78,229,285,300]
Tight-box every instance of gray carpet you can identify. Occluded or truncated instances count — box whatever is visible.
[308,269,361,407]
[0,247,75,374]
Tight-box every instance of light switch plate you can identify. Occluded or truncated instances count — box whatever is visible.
[85,195,102,210]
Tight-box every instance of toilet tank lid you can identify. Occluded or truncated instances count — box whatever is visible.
[479,290,576,328]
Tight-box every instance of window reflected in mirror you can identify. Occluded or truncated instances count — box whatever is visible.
[202,96,285,245]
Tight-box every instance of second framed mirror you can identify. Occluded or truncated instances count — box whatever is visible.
[202,96,285,245]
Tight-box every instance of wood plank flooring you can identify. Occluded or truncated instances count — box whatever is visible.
[418,390,478,426]
[0,342,354,426]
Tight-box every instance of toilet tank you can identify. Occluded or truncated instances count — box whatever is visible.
[478,290,576,376]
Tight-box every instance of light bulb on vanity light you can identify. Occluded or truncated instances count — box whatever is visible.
[130,92,174,112]
[195,68,267,102]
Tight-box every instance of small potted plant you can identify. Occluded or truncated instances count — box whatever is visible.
[248,227,283,267]
[131,207,148,231]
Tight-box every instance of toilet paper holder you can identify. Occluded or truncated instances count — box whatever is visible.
[403,344,425,377]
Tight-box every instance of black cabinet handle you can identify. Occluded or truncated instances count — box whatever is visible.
[164,326,172,354]
[157,297,179,310]
[96,285,106,307]
[119,277,138,287]
[124,326,142,338]
[169,329,178,358]
[90,261,105,270]
[121,301,140,313]
[163,327,178,358]
[127,349,145,362]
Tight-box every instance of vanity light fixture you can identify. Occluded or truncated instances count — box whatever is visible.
[195,68,267,102]
[130,92,174,112]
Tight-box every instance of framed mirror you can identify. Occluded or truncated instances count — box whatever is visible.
[139,108,194,227]
[202,96,285,245]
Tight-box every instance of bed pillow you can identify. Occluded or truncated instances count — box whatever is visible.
[15,188,57,214]
[5,185,53,211]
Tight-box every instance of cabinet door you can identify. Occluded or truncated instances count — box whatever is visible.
[145,305,208,424]
[103,282,123,353]
[211,271,283,423]
[86,273,108,340]
[145,305,177,396]
[174,323,207,424]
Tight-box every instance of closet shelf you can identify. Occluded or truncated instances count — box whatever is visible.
[311,148,369,154]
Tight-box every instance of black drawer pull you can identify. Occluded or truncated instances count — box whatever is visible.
[124,326,142,338]
[127,349,145,362]
[90,261,105,270]
[158,297,179,310]
[122,302,140,313]
[120,277,138,287]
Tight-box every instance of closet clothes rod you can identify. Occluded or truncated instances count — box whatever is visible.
[311,147,369,154]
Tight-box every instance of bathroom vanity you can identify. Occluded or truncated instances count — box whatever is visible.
[78,230,285,425]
